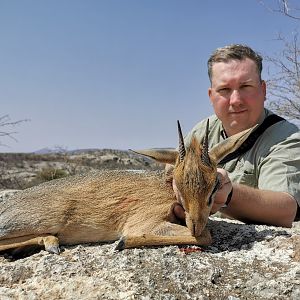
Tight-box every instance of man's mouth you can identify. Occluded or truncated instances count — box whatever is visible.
[229,109,247,115]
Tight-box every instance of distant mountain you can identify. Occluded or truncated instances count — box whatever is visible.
[33,147,61,154]
[33,147,104,155]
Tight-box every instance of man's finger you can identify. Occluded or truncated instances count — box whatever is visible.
[173,203,186,220]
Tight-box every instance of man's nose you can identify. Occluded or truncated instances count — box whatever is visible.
[229,89,242,105]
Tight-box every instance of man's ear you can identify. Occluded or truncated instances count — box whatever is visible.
[208,87,214,106]
[261,80,267,101]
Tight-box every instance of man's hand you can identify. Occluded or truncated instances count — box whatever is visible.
[172,179,186,221]
[210,168,232,214]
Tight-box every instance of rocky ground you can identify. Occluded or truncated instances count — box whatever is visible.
[0,193,299,300]
[0,151,299,299]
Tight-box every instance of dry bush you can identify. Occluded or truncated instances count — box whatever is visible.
[26,167,68,187]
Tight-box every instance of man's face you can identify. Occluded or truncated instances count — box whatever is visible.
[208,58,266,136]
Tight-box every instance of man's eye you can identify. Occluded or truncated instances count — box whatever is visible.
[241,84,252,89]
[218,87,230,93]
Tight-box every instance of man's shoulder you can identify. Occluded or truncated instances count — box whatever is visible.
[184,115,222,147]
[253,111,300,157]
[190,114,221,133]
[262,110,300,144]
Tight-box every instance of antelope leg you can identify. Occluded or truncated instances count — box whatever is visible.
[0,235,60,254]
[116,226,212,250]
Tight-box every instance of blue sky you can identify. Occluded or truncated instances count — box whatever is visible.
[1,0,299,153]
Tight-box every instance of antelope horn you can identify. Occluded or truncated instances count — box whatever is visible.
[177,120,186,162]
[201,119,211,166]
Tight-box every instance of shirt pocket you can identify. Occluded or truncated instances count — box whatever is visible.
[229,160,257,188]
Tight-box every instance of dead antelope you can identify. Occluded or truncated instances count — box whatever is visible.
[0,121,254,256]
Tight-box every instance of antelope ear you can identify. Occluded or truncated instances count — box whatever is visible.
[130,148,178,164]
[209,124,258,163]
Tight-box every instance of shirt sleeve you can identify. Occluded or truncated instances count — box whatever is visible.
[257,131,300,217]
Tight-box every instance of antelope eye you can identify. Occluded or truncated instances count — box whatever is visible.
[208,178,221,206]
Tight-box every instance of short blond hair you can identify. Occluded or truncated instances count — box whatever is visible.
[207,44,263,83]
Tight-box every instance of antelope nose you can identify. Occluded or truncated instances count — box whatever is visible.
[192,221,204,237]
[192,223,196,236]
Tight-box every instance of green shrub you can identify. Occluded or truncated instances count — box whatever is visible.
[37,167,68,181]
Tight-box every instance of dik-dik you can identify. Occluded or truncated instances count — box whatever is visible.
[0,121,254,256]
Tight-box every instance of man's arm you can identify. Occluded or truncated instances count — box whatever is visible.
[213,169,298,228]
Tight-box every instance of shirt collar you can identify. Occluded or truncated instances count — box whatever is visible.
[220,109,268,140]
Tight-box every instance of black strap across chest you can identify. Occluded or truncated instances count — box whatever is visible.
[219,114,285,165]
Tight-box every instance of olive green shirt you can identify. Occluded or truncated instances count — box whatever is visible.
[184,109,300,219]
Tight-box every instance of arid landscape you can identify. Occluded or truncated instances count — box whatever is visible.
[0,149,300,299]
[0,149,163,190]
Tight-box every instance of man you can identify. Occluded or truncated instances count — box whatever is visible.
[173,44,300,227]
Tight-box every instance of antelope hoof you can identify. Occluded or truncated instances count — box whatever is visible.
[43,236,61,254]
[115,237,126,251]
[45,245,61,254]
